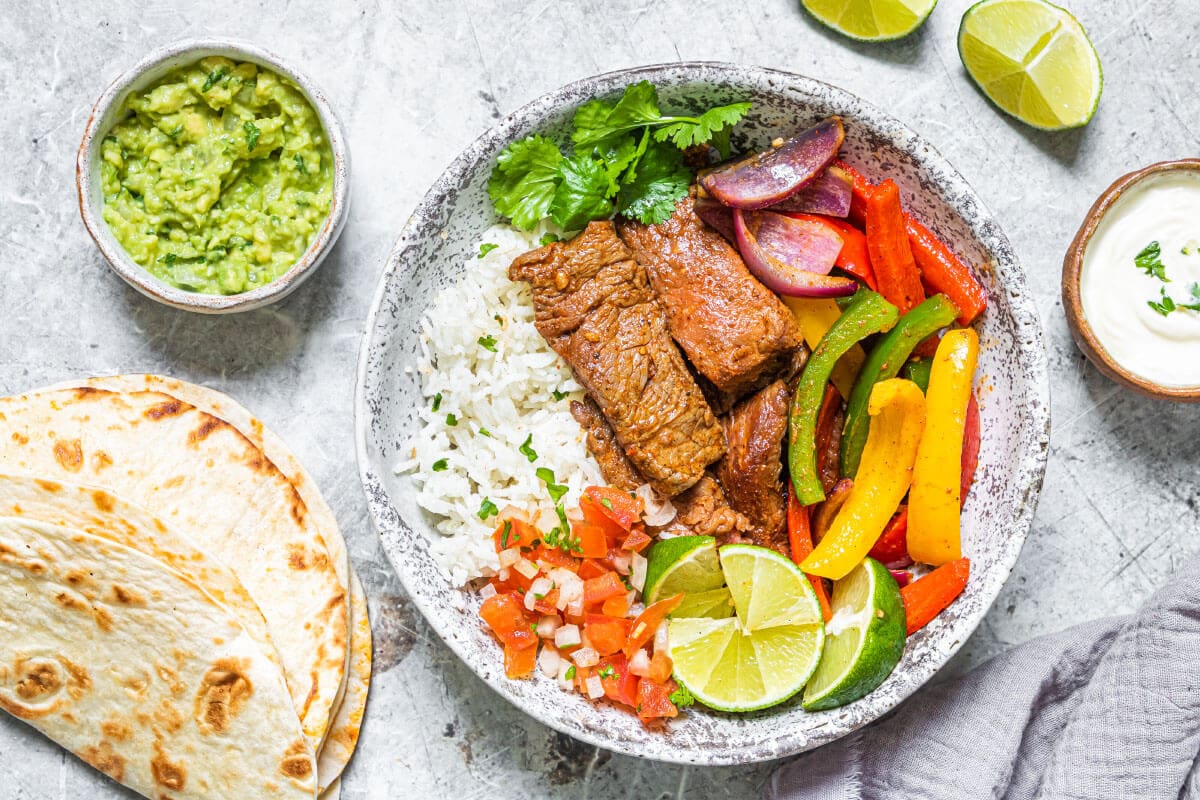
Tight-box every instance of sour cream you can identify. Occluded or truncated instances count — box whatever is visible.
[1081,170,1200,388]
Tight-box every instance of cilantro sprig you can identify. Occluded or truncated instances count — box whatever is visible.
[1135,241,1168,282]
[1148,283,1200,317]
[488,81,750,230]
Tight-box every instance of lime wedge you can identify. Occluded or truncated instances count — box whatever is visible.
[802,0,938,41]
[668,544,825,712]
[802,558,906,711]
[672,586,735,620]
[643,535,725,607]
[958,0,1102,130]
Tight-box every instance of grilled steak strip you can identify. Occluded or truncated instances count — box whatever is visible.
[616,197,802,405]
[511,221,726,496]
[716,379,792,553]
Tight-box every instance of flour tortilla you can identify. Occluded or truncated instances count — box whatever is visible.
[0,474,281,674]
[0,386,349,756]
[0,516,317,799]
[64,374,373,789]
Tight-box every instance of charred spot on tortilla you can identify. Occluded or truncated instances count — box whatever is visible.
[111,584,145,605]
[100,718,133,742]
[91,490,115,513]
[14,659,63,701]
[64,569,91,587]
[287,485,307,526]
[143,398,188,420]
[35,479,62,492]
[150,742,186,790]
[186,415,225,447]
[279,739,313,780]
[70,387,110,401]
[11,432,29,445]
[53,439,84,472]
[78,739,125,781]
[92,451,113,470]
[154,697,185,733]
[194,659,253,735]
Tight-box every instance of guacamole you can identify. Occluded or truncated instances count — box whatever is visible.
[100,56,334,295]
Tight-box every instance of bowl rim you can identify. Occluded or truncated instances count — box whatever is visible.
[1061,158,1200,401]
[75,37,351,314]
[355,61,1051,764]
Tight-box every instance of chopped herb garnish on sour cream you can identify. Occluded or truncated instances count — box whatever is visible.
[1134,241,1169,282]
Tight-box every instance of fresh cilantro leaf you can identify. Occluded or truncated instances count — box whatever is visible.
[550,153,614,230]
[564,665,576,680]
[445,413,458,426]
[1148,286,1176,317]
[202,67,227,92]
[478,242,499,258]
[572,81,663,148]
[536,467,569,504]
[552,389,569,401]
[488,135,563,230]
[653,101,751,150]
[478,334,498,351]
[432,393,442,412]
[669,685,696,708]
[244,121,261,151]
[500,520,514,548]
[600,133,644,183]
[600,498,613,510]
[479,427,492,437]
[539,232,560,246]
[617,141,691,225]
[294,154,307,174]
[1184,283,1200,311]
[519,434,538,463]
[1135,241,1168,282]
[477,497,499,520]
[432,458,448,472]
[598,665,615,679]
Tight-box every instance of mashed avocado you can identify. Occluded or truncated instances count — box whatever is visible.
[100,56,334,295]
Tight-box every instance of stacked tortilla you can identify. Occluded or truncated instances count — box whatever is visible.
[0,375,371,799]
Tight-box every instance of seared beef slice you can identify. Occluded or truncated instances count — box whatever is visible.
[617,198,802,401]
[511,221,726,496]
[716,379,791,552]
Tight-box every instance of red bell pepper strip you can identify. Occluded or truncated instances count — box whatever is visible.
[906,215,987,325]
[834,159,874,228]
[865,180,926,314]
[961,392,981,504]
[787,485,833,621]
[900,557,970,635]
[624,594,684,658]
[824,217,876,289]
[868,506,911,567]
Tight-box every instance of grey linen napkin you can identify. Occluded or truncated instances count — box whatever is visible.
[769,557,1200,800]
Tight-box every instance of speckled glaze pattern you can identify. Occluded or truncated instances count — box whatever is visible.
[75,38,351,314]
[356,63,1050,766]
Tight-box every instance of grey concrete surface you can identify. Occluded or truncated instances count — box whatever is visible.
[1,1,1197,798]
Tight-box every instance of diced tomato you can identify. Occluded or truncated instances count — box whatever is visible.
[597,653,638,707]
[571,522,609,559]
[479,593,536,650]
[535,544,579,571]
[532,588,560,616]
[583,486,642,531]
[583,571,626,606]
[585,614,633,656]
[636,678,679,724]
[621,527,652,553]
[492,517,539,552]
[647,650,673,684]
[577,559,609,580]
[574,664,592,694]
[601,592,631,618]
[504,641,538,678]
[624,594,684,658]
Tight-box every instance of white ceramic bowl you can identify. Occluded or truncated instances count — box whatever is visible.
[76,38,350,314]
[356,63,1051,765]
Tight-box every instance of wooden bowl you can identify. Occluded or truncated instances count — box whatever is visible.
[1062,159,1200,401]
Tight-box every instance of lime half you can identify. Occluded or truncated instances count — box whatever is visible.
[802,0,938,41]
[802,558,906,711]
[643,535,725,607]
[672,586,735,620]
[669,545,825,712]
[958,0,1102,130]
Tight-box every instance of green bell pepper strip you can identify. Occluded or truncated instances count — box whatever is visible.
[840,293,958,478]
[789,289,899,505]
[904,357,933,393]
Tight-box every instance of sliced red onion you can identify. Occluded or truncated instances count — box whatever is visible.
[889,569,912,588]
[749,211,842,276]
[732,209,858,297]
[700,117,845,209]
[769,164,853,217]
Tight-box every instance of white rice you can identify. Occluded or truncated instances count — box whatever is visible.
[396,223,603,586]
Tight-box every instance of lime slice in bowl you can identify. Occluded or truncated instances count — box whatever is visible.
[801,0,938,41]
[672,586,735,619]
[643,535,725,606]
[668,544,825,712]
[958,0,1102,130]
[802,557,906,711]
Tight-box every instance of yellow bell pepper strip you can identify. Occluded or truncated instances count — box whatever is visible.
[907,328,979,565]
[800,379,926,580]
[782,296,866,399]
[788,290,899,505]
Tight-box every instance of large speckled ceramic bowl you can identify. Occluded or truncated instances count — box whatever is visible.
[77,38,350,314]
[356,63,1050,765]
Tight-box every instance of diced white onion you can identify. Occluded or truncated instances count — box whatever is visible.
[554,624,581,649]
[566,505,584,523]
[654,620,670,653]
[536,615,560,638]
[567,596,584,618]
[556,660,575,692]
[514,558,539,579]
[630,552,648,592]
[629,648,652,677]
[499,507,531,525]
[498,568,510,582]
[611,551,632,575]
[478,583,498,600]
[635,483,677,526]
[572,647,599,668]
[585,675,605,699]
[530,577,554,598]
[538,647,561,677]
[498,548,522,568]
[626,602,645,619]
[523,589,538,611]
